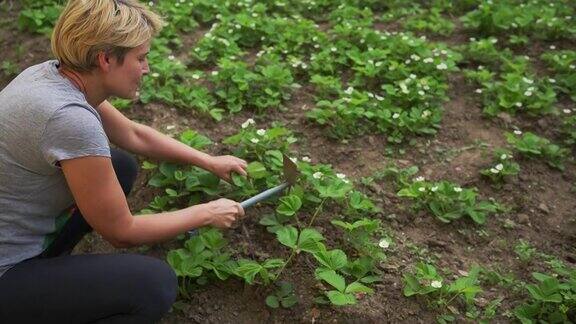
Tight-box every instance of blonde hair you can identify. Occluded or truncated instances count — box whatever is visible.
[51,0,165,72]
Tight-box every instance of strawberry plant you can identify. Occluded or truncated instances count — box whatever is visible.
[403,262,483,318]
[397,177,499,224]
[505,131,569,170]
[265,281,298,309]
[541,50,576,102]
[480,149,520,183]
[514,271,576,323]
[18,0,62,35]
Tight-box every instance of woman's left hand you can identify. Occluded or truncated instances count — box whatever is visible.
[208,155,248,182]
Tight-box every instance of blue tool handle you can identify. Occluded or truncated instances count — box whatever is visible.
[188,182,290,237]
[240,182,290,209]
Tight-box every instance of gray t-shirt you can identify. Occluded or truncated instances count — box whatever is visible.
[0,60,111,277]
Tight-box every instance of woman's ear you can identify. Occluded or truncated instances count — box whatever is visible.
[96,51,113,73]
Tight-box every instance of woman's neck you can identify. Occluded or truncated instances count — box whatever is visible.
[58,65,107,107]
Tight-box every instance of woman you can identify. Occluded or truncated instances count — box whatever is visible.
[0,0,246,322]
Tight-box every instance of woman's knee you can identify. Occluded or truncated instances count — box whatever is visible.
[123,255,178,319]
[110,149,139,195]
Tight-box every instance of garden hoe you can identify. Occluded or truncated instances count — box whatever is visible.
[188,154,299,236]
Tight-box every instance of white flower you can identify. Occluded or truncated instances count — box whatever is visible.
[378,239,390,249]
[431,186,438,192]
[514,130,522,135]
[570,65,576,69]
[250,138,259,144]
[330,47,337,52]
[166,125,176,130]
[211,71,219,76]
[549,78,556,83]
[241,118,255,129]
[418,187,426,192]
[500,154,508,160]
[399,83,409,94]
[436,63,448,70]
[550,45,556,50]
[475,89,483,94]
[168,55,175,60]
[375,95,384,101]
[415,176,425,182]
[392,113,400,119]
[302,156,312,163]
[313,172,323,179]
[422,110,431,118]
[192,74,201,80]
[454,187,463,192]
[563,109,571,114]
[336,173,346,179]
[469,37,476,42]
[490,168,499,174]
[256,129,266,136]
[344,87,354,95]
[151,72,160,78]
[515,102,523,108]
[423,58,434,63]
[418,90,425,96]
[524,91,533,97]
[409,74,417,79]
[522,77,534,84]
[431,280,442,288]
[495,163,504,171]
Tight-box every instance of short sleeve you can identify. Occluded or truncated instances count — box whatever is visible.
[40,104,111,167]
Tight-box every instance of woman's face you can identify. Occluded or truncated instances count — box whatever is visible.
[104,42,150,99]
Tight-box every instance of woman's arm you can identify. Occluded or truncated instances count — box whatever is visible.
[97,100,247,180]
[97,100,213,168]
[60,156,244,248]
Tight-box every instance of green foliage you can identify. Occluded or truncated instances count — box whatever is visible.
[541,50,576,102]
[480,148,520,183]
[266,281,298,308]
[514,271,576,324]
[18,0,62,35]
[403,262,483,313]
[505,131,569,170]
[397,178,499,224]
[514,239,537,263]
[461,0,576,41]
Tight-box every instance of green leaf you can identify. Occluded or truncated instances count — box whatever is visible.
[265,295,279,308]
[247,161,268,179]
[142,161,157,170]
[276,195,302,216]
[318,270,346,292]
[200,228,226,251]
[326,291,356,306]
[298,228,324,253]
[345,281,374,294]
[276,226,298,249]
[313,249,348,270]
[235,260,263,284]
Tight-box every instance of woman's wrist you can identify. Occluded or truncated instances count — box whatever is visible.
[187,204,212,228]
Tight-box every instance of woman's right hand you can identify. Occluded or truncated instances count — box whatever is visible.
[203,198,244,229]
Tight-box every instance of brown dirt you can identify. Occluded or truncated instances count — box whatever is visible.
[1,3,575,324]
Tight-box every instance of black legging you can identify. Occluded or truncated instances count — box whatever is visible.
[0,149,177,323]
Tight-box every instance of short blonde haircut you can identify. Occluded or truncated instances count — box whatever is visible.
[51,0,165,72]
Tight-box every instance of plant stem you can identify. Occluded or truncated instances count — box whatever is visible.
[307,198,327,228]
[273,198,328,282]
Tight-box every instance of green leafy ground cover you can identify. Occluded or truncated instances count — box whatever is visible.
[1,0,575,322]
